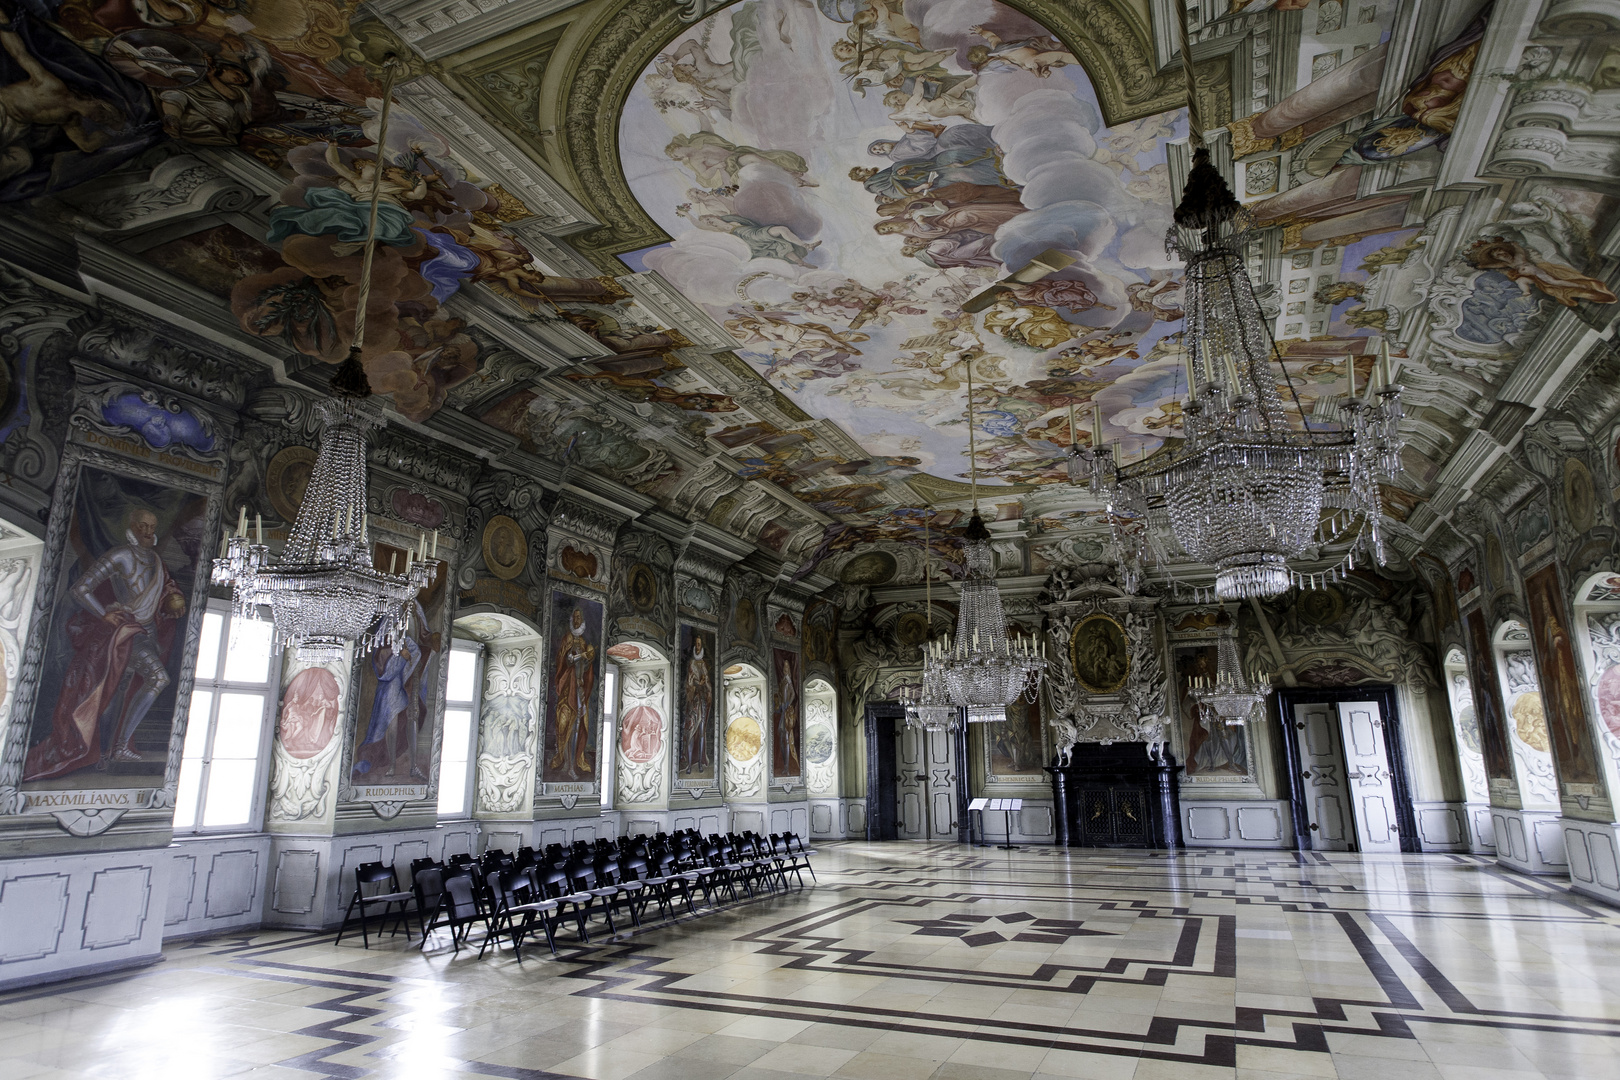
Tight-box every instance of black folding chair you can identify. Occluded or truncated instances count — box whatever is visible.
[335,862,416,948]
[429,869,491,956]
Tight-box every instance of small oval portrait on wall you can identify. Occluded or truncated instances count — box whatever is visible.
[895,611,929,646]
[1297,586,1346,626]
[628,562,658,612]
[265,445,318,522]
[1564,458,1596,532]
[482,515,528,580]
[1069,614,1129,694]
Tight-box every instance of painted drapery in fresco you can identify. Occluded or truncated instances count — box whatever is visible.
[989,696,1044,777]
[22,466,206,787]
[1176,644,1249,779]
[676,623,716,781]
[1465,609,1516,784]
[543,590,602,785]
[1523,565,1603,790]
[770,646,800,778]
[350,550,447,792]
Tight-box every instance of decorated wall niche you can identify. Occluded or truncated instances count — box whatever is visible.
[1038,566,1167,758]
[458,613,543,818]
[0,525,43,751]
[804,679,838,797]
[1575,572,1620,795]
[612,642,670,807]
[609,529,675,650]
[266,649,349,827]
[673,623,719,793]
[1492,620,1560,810]
[1440,647,1491,806]
[2,368,230,836]
[723,663,767,801]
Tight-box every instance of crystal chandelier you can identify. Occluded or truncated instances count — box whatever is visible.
[1068,148,1404,600]
[213,58,435,663]
[1190,619,1270,726]
[927,364,1045,723]
[902,524,960,731]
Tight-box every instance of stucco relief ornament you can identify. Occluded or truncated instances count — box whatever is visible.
[211,58,435,664]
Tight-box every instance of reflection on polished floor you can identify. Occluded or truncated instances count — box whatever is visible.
[5,842,1620,1080]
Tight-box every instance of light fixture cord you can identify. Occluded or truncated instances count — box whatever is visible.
[1175,0,1204,149]
[352,60,403,355]
[966,357,978,513]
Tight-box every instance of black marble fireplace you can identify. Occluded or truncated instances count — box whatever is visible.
[1046,742,1183,849]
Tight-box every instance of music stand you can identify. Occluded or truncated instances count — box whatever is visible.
[991,798,1022,850]
[967,798,988,846]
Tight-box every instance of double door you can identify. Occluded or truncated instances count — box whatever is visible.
[896,724,959,840]
[1292,699,1401,853]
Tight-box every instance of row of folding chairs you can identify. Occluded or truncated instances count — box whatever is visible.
[334,829,816,959]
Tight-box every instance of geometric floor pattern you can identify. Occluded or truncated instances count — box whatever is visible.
[5,842,1620,1080]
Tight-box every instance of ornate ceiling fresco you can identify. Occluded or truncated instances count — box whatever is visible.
[1,0,1617,585]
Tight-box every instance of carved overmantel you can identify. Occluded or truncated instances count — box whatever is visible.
[1038,565,1169,759]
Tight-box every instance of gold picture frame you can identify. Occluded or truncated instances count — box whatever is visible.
[1069,613,1130,694]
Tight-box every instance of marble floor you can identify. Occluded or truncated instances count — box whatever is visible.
[5,843,1620,1080]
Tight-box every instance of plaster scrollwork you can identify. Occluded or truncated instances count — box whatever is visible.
[724,680,766,798]
[1585,610,1620,772]
[1041,567,1168,760]
[267,719,342,822]
[66,154,260,234]
[476,646,539,814]
[804,692,836,796]
[77,302,264,409]
[616,665,667,805]
[267,655,349,823]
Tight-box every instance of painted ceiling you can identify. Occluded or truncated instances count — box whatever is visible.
[1,0,1617,583]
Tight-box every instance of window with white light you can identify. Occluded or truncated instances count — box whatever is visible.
[437,641,482,818]
[174,603,278,833]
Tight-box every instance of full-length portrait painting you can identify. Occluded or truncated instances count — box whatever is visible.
[1466,609,1515,783]
[351,551,447,790]
[990,696,1044,776]
[543,590,602,785]
[676,623,716,780]
[1176,644,1248,779]
[1523,565,1602,788]
[771,647,801,778]
[1070,614,1129,694]
[22,466,208,789]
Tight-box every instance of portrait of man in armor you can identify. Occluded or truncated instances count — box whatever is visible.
[23,469,206,786]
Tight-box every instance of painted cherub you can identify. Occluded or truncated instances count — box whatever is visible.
[966,26,1078,77]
